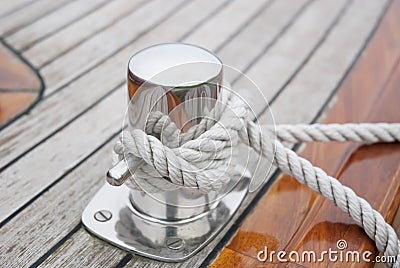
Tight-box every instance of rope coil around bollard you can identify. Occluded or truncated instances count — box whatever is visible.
[114,88,400,267]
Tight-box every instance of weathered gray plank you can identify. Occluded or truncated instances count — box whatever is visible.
[0,0,35,18]
[23,0,148,67]
[184,0,272,51]
[218,0,310,79]
[264,0,389,124]
[6,0,109,50]
[40,0,186,95]
[0,0,71,36]
[233,0,349,115]
[38,228,128,268]
[0,87,126,223]
[0,141,121,268]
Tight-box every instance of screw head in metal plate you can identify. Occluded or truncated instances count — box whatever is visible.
[166,237,185,250]
[94,210,112,222]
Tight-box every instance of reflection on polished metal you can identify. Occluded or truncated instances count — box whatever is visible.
[106,154,143,186]
[82,176,249,262]
[82,43,250,262]
[128,43,225,221]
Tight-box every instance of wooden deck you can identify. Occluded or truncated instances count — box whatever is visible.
[0,0,399,267]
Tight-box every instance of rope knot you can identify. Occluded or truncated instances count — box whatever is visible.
[116,89,250,192]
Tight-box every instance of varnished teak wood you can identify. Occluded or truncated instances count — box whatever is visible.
[0,42,40,127]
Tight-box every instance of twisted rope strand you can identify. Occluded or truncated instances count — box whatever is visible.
[267,123,400,143]
[245,120,400,267]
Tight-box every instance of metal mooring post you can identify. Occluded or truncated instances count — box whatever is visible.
[82,43,250,262]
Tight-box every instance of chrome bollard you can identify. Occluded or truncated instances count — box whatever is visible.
[82,43,250,262]
[125,43,222,221]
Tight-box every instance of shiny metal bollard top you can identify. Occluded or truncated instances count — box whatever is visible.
[82,43,250,262]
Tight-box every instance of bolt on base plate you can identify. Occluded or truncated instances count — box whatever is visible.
[82,178,249,262]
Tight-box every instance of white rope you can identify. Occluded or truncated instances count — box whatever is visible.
[115,89,400,267]
[269,123,400,143]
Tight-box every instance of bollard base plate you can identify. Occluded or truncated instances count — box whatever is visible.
[82,178,249,262]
